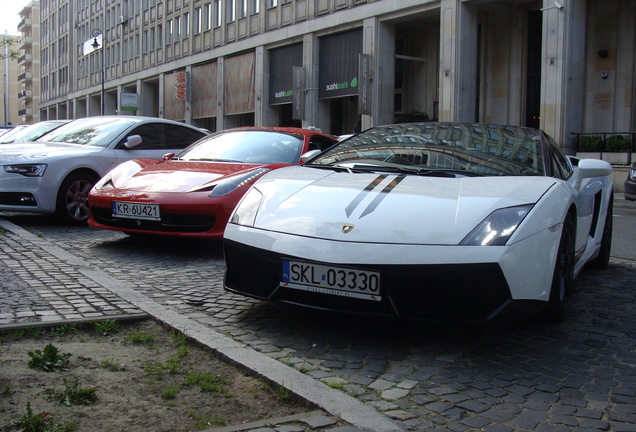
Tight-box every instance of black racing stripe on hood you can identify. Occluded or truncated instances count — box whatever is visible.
[345,174,388,217]
[360,175,406,218]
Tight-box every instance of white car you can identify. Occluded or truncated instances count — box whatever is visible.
[0,116,208,224]
[224,122,614,323]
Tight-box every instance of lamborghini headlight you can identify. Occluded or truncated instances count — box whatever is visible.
[460,204,533,246]
[4,164,47,177]
[209,168,270,197]
[230,187,263,227]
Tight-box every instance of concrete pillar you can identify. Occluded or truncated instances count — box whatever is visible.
[302,33,326,130]
[158,74,165,118]
[438,0,479,122]
[540,0,586,153]
[216,57,225,130]
[366,17,394,128]
[185,65,193,124]
[254,45,265,126]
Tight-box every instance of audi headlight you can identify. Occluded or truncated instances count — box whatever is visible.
[230,187,263,227]
[4,164,47,177]
[460,204,533,246]
[209,168,270,197]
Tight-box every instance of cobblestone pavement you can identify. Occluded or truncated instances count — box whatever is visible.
[1,211,636,432]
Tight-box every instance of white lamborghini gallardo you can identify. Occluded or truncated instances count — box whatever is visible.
[223,123,613,322]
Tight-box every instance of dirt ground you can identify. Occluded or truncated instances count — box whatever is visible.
[0,318,310,432]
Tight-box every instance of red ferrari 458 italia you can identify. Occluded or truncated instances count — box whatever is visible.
[87,127,337,239]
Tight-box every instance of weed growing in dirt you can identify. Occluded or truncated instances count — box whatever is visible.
[92,320,120,336]
[185,371,227,396]
[187,408,225,429]
[44,377,98,406]
[161,385,180,400]
[28,344,72,372]
[100,358,126,372]
[126,330,156,345]
[13,402,77,432]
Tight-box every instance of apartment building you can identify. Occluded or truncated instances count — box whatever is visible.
[37,0,635,152]
[17,1,41,125]
[1,34,20,128]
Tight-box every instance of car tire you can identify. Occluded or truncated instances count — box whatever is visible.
[56,172,99,225]
[540,215,575,324]
[589,197,613,270]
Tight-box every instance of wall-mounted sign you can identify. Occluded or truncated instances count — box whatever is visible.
[319,30,362,99]
[269,44,303,106]
[121,93,138,111]
[358,54,372,115]
[292,66,305,120]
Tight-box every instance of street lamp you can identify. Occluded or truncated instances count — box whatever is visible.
[91,29,105,115]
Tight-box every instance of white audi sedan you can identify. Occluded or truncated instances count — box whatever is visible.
[0,116,208,224]
[224,122,613,323]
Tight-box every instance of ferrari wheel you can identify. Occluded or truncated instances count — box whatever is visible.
[56,172,99,225]
[540,215,575,323]
[589,198,613,269]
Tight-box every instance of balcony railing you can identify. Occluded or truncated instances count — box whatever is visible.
[573,132,636,165]
[17,71,33,81]
[18,53,32,64]
[17,89,32,99]
[18,17,32,31]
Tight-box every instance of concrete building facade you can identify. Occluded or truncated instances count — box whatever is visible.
[38,0,635,154]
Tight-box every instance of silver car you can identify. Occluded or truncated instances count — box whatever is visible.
[0,116,208,224]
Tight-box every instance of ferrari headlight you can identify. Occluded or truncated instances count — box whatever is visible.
[4,164,47,177]
[230,187,263,227]
[460,204,533,246]
[209,168,270,197]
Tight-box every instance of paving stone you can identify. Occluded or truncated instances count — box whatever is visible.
[300,415,337,429]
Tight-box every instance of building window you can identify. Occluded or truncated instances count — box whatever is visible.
[167,19,173,43]
[214,0,222,27]
[175,16,181,41]
[227,0,235,22]
[251,0,259,14]
[238,0,247,18]
[268,0,277,7]
[204,4,212,30]
[194,8,201,34]
[184,13,190,37]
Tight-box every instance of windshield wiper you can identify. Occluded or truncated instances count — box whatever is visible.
[349,164,464,177]
[304,163,355,173]
[189,158,244,163]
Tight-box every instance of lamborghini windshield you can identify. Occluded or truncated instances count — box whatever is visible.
[307,123,546,176]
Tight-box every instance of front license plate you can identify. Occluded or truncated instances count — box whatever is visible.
[281,260,381,301]
[112,201,160,221]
